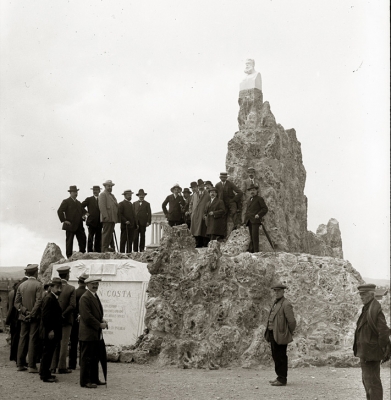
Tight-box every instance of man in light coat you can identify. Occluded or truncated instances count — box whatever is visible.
[98,180,119,253]
[264,283,296,387]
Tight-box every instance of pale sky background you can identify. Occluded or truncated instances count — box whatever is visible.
[0,0,389,280]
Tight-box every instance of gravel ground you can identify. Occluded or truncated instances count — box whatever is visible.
[0,333,389,400]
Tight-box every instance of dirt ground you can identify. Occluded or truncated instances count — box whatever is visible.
[0,333,389,400]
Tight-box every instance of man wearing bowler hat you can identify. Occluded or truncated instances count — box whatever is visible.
[162,184,185,227]
[353,283,390,400]
[98,180,119,253]
[204,180,214,191]
[81,186,102,253]
[119,189,138,252]
[264,283,296,387]
[133,189,151,252]
[57,185,87,258]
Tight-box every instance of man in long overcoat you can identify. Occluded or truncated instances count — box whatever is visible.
[39,278,63,383]
[353,283,390,400]
[204,187,226,240]
[162,184,185,227]
[133,189,151,252]
[190,179,210,247]
[57,185,87,258]
[241,167,261,222]
[243,185,268,253]
[79,277,108,388]
[119,189,138,252]
[264,283,296,387]
[98,180,119,253]
[81,185,102,253]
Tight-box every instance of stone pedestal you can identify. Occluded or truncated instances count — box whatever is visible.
[238,88,263,130]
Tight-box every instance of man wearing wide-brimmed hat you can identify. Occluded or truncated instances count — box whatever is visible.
[162,184,186,227]
[57,185,87,258]
[353,283,390,399]
[81,186,102,253]
[190,179,210,247]
[133,189,151,252]
[98,180,119,253]
[119,189,137,252]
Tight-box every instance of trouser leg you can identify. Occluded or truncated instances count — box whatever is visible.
[58,325,72,370]
[360,359,382,400]
[69,321,79,369]
[133,229,139,252]
[251,222,260,253]
[75,225,86,253]
[50,341,60,370]
[17,321,29,367]
[138,225,146,251]
[120,228,127,253]
[10,320,21,362]
[80,341,99,386]
[270,331,288,383]
[87,226,95,252]
[65,231,75,258]
[101,223,115,252]
[94,224,102,252]
[40,338,59,379]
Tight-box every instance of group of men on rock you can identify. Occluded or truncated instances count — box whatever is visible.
[162,170,268,251]
[6,264,107,387]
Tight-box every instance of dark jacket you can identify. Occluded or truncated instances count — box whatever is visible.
[244,195,268,224]
[119,200,138,229]
[5,289,16,326]
[75,285,87,315]
[58,281,76,326]
[182,197,191,224]
[79,290,104,342]
[133,200,152,227]
[81,196,101,228]
[162,194,185,222]
[57,197,86,232]
[353,298,390,361]
[40,292,63,341]
[204,198,226,236]
[215,180,243,206]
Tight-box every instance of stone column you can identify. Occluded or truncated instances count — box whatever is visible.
[150,223,155,244]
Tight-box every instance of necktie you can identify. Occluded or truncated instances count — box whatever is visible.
[251,179,254,184]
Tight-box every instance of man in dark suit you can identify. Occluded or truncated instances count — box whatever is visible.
[39,278,63,383]
[215,172,243,233]
[79,277,108,389]
[182,188,192,229]
[133,189,151,252]
[204,187,226,240]
[119,189,137,252]
[162,184,185,227]
[69,273,88,370]
[50,266,76,374]
[243,185,268,253]
[57,185,87,258]
[81,186,102,253]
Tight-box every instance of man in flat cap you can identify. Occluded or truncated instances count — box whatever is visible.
[39,278,63,383]
[68,273,88,370]
[215,172,243,235]
[353,283,390,400]
[119,190,138,253]
[133,189,151,252]
[241,167,261,222]
[57,185,87,258]
[264,283,296,387]
[243,185,268,253]
[14,264,43,373]
[204,187,226,240]
[190,179,210,247]
[81,186,102,253]
[162,184,185,227]
[51,266,76,374]
[79,277,108,388]
[99,180,119,253]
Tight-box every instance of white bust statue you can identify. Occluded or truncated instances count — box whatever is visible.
[240,59,262,91]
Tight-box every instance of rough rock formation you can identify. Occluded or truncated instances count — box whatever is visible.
[139,224,368,368]
[38,243,65,280]
[316,218,344,259]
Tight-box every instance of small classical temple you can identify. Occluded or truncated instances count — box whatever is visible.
[147,211,166,249]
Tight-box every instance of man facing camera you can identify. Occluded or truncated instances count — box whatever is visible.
[81,186,102,253]
[133,189,151,252]
[119,189,138,253]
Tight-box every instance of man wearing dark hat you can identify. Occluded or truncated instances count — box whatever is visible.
[81,186,102,253]
[204,187,226,240]
[99,180,119,253]
[353,284,390,400]
[119,190,138,252]
[190,179,210,247]
[133,189,152,252]
[57,186,87,258]
[39,277,63,383]
[14,264,43,373]
[79,277,108,388]
[204,181,214,191]
[182,188,192,229]
[50,266,76,374]
[264,283,296,387]
[243,185,268,253]
[69,273,89,370]
[241,167,261,222]
[162,184,185,227]
[215,172,243,234]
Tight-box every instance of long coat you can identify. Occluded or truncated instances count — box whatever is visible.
[119,200,138,229]
[353,298,390,361]
[162,194,185,222]
[57,281,76,326]
[244,195,268,224]
[215,180,243,207]
[204,198,226,236]
[14,277,43,319]
[133,200,152,227]
[264,297,296,345]
[79,290,104,342]
[40,292,63,340]
[81,196,101,228]
[98,190,119,223]
[57,197,86,232]
[190,190,210,236]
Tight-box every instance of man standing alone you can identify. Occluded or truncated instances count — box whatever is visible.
[81,186,102,253]
[162,184,185,227]
[133,189,151,252]
[98,180,119,253]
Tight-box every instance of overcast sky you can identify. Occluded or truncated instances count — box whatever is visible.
[0,0,389,280]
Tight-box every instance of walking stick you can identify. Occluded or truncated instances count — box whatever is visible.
[113,230,119,252]
[260,220,276,253]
